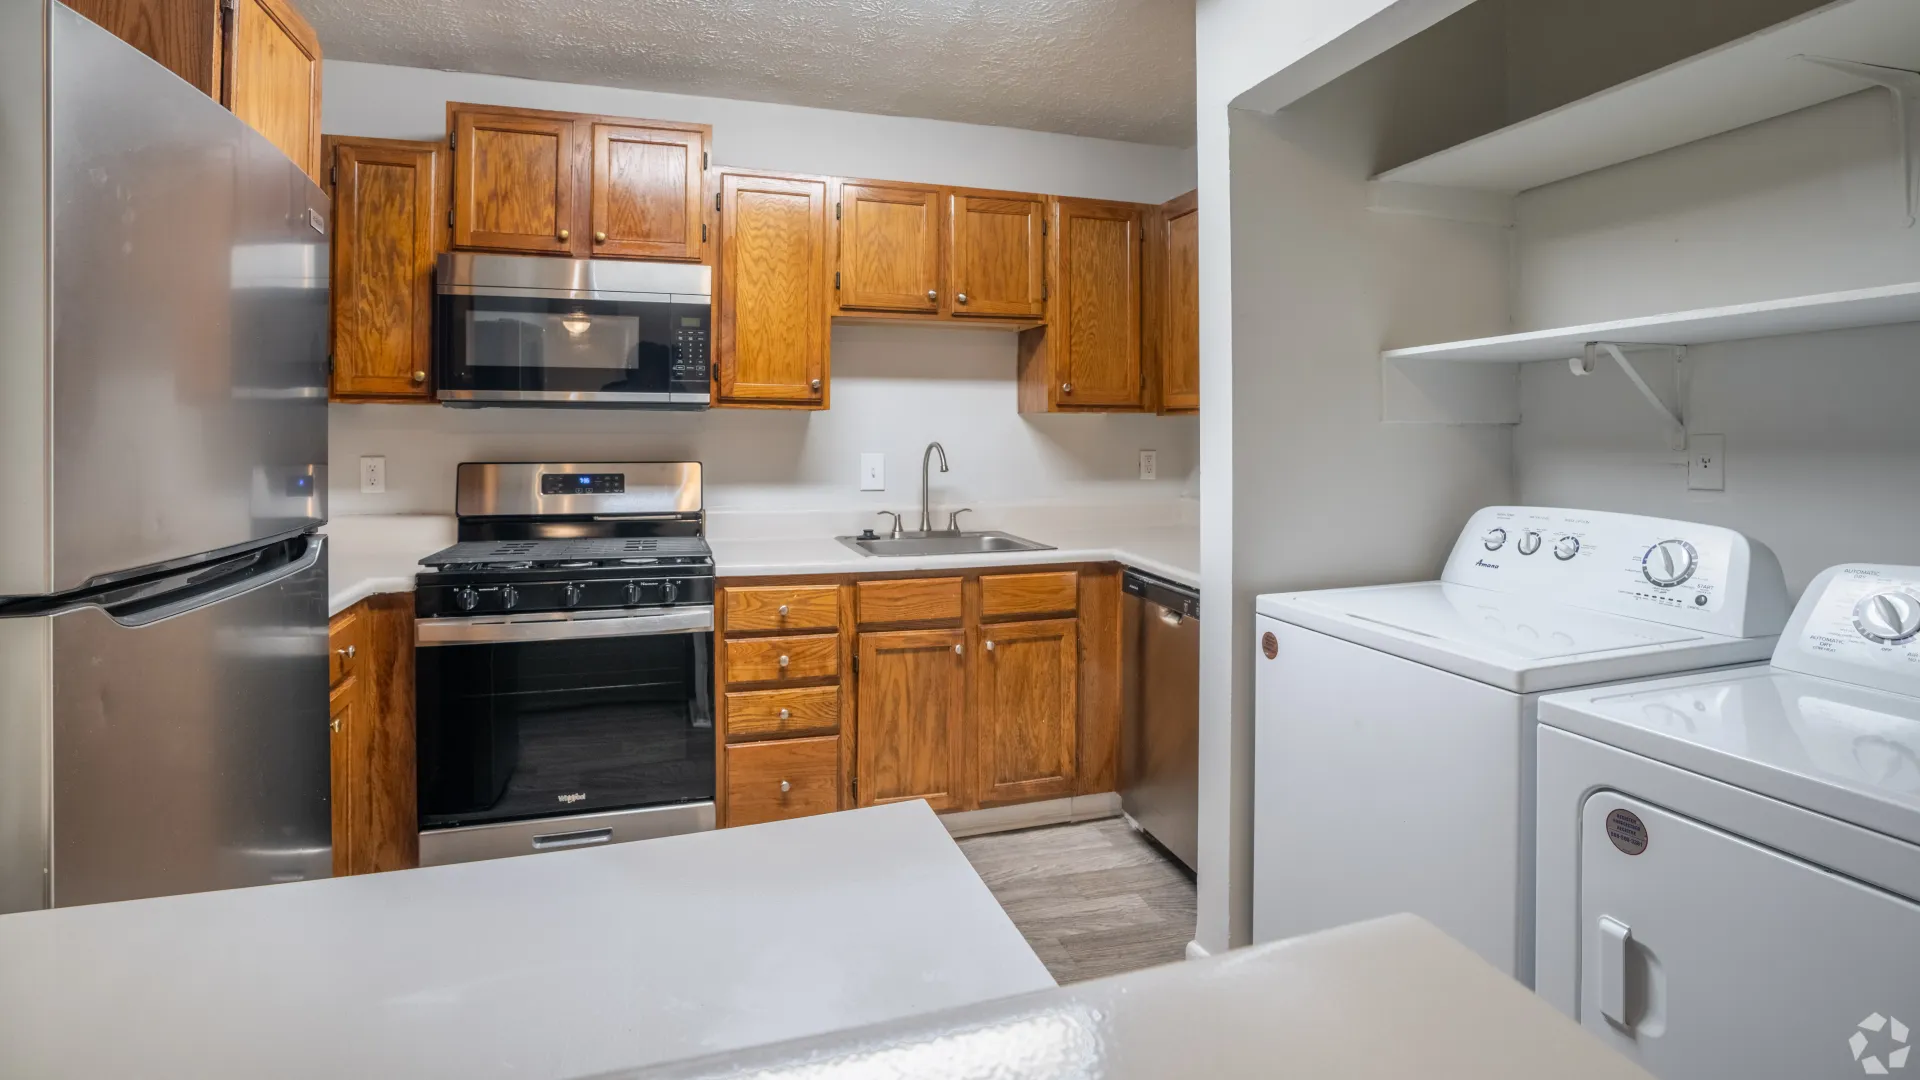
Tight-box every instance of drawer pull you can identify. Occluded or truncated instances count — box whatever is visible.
[953,642,963,656]
[778,654,790,669]
[532,827,612,851]
[985,640,995,652]
[778,708,791,719]
[778,604,789,616]
[780,780,791,793]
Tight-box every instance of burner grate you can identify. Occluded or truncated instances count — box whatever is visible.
[421,536,711,568]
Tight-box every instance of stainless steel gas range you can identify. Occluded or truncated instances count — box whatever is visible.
[413,462,716,866]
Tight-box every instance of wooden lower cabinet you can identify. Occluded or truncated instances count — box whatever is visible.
[326,594,418,875]
[725,736,841,826]
[975,618,1079,806]
[854,628,968,811]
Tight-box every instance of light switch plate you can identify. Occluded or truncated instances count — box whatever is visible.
[1687,434,1724,491]
[1139,450,1158,481]
[360,455,387,494]
[860,453,885,492]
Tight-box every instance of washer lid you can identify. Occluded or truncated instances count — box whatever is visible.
[1541,668,1920,847]
[1258,582,1774,693]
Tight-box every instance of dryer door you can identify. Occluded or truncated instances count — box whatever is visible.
[1579,792,1920,1078]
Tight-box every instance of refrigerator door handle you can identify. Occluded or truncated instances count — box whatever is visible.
[100,534,325,628]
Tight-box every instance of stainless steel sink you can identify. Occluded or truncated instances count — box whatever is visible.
[837,531,1055,557]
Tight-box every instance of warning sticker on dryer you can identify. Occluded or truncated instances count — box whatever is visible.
[1606,808,1648,856]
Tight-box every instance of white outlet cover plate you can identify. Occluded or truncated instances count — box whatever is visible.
[860,453,885,492]
[1139,450,1158,481]
[1687,434,1724,491]
[360,455,387,494]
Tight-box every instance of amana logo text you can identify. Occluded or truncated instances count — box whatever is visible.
[1475,560,1500,570]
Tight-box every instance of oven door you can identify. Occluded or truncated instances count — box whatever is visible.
[415,607,715,838]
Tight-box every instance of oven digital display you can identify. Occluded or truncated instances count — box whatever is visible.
[541,473,626,494]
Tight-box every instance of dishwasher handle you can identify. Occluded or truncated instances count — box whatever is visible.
[1123,569,1199,620]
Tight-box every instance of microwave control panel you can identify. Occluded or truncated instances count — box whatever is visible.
[672,313,710,385]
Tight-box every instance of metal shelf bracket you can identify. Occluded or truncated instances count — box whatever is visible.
[1799,55,1920,226]
[1569,342,1688,450]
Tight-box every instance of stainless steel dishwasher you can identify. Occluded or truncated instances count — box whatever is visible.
[1120,569,1199,873]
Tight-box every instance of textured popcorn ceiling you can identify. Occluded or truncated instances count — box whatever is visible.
[305,0,1197,145]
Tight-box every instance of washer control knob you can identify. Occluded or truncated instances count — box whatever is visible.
[1553,536,1581,561]
[1642,539,1698,588]
[501,585,519,610]
[1517,530,1542,556]
[455,587,479,612]
[1481,528,1508,551]
[564,582,584,606]
[1855,590,1920,645]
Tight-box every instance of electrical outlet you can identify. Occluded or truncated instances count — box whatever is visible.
[1139,450,1158,481]
[360,455,387,494]
[1687,434,1724,491]
[860,453,885,491]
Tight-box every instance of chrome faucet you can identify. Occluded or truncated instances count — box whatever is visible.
[920,441,949,533]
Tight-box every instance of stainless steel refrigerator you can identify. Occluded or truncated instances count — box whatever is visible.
[0,0,332,911]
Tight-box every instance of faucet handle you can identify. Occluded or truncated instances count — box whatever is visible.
[945,508,972,533]
[875,510,905,539]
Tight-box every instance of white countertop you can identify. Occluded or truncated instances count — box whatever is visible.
[324,511,1196,615]
[616,915,1653,1080]
[0,802,1052,1080]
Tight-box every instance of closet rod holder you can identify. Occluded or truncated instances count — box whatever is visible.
[1798,55,1920,227]
[1569,342,1688,450]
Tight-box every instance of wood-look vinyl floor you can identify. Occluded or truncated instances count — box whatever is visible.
[957,817,1196,985]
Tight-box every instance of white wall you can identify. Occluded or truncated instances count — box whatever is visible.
[321,61,1199,521]
[1513,88,1920,592]
[1191,0,1514,956]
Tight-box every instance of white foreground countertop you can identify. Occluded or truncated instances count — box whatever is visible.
[616,914,1653,1080]
[0,802,1052,1080]
[323,511,1196,615]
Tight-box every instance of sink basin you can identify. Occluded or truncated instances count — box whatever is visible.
[837,531,1055,557]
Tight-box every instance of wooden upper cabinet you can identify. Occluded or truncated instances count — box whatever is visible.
[64,0,223,96]
[451,107,577,255]
[856,628,968,812]
[1047,197,1144,409]
[589,122,706,261]
[225,0,321,180]
[834,180,941,315]
[950,191,1046,319]
[324,136,441,401]
[975,618,1078,807]
[716,170,831,408]
[1158,189,1200,414]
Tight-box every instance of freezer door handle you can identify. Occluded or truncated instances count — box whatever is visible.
[1598,915,1633,1027]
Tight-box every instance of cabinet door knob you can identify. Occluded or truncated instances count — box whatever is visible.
[777,654,790,668]
[777,604,789,616]
[411,370,426,384]
[1061,382,1074,395]
[985,640,995,652]
[953,642,963,656]
[557,229,570,241]
[330,717,341,733]
[779,780,791,793]
[593,230,607,243]
[926,289,938,301]
[336,645,355,658]
[809,378,822,392]
[956,292,968,304]
[778,708,791,720]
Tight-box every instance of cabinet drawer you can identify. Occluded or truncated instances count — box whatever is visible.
[857,577,963,625]
[980,571,1079,618]
[725,634,840,683]
[723,585,842,634]
[726,685,840,741]
[726,736,840,826]
[328,610,363,688]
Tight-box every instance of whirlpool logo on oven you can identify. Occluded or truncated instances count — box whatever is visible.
[557,792,587,805]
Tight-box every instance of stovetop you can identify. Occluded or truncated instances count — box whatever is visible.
[421,535,713,571]
[415,535,713,619]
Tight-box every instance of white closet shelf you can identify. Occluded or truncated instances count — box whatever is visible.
[1383,281,1920,363]
[1372,0,1920,194]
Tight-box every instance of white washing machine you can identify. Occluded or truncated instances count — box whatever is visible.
[1536,564,1920,1078]
[1252,507,1791,984]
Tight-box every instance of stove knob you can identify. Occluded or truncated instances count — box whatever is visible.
[1553,536,1581,561]
[625,581,642,606]
[663,580,679,604]
[1482,528,1507,551]
[1642,539,1698,588]
[1517,530,1542,556]
[455,587,479,612]
[501,585,519,610]
[564,583,584,607]
[1854,590,1920,645]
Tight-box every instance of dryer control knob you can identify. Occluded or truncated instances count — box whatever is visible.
[1553,536,1581,561]
[1517,530,1542,556]
[1854,590,1920,645]
[1482,528,1508,551]
[1642,539,1698,588]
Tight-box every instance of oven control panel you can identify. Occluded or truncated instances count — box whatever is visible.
[540,472,626,495]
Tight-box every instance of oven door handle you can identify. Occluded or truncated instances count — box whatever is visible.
[416,605,715,646]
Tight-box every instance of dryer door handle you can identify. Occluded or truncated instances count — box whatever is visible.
[1597,915,1633,1027]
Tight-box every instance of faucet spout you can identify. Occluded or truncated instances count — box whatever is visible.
[920,442,949,533]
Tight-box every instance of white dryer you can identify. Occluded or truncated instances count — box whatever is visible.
[1535,564,1920,1079]
[1252,507,1791,984]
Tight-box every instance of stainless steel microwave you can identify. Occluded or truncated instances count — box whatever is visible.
[434,253,712,409]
